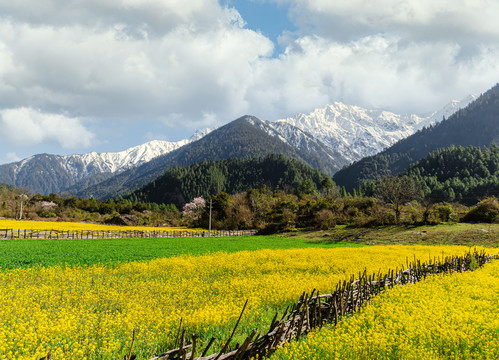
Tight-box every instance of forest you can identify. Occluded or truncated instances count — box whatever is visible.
[405,144,499,205]
[124,154,333,208]
[1,147,499,231]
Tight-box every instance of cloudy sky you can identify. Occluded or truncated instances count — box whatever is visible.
[1,0,498,164]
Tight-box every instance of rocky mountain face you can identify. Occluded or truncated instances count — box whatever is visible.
[0,95,474,197]
[276,95,477,164]
[74,116,349,199]
[333,85,499,191]
[0,133,209,195]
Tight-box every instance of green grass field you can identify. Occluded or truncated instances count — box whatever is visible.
[1,223,496,269]
[0,235,362,268]
[282,223,499,247]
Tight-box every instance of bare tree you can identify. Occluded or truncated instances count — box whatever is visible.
[375,176,422,223]
[18,194,29,220]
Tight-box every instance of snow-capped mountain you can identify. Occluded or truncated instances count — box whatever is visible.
[416,95,478,130]
[245,116,350,172]
[61,139,190,177]
[0,94,476,197]
[0,130,213,195]
[74,115,352,199]
[275,95,477,164]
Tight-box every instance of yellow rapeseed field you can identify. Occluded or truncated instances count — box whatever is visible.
[270,259,499,360]
[0,245,492,359]
[0,219,199,232]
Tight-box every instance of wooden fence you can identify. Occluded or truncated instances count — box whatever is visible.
[0,228,258,240]
[137,251,498,360]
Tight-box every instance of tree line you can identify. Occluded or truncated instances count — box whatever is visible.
[2,147,498,230]
[124,154,333,208]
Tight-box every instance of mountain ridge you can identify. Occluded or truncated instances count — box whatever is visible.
[74,115,347,199]
[333,84,499,191]
[0,96,475,197]
[276,95,477,163]
[125,154,330,208]
[0,133,211,195]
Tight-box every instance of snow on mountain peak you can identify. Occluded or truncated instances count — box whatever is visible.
[58,131,215,181]
[275,95,476,164]
[190,127,216,141]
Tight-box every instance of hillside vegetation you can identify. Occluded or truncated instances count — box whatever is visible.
[405,144,499,205]
[334,83,499,191]
[125,154,333,208]
[75,116,341,200]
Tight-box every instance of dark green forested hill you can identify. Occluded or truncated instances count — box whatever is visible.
[124,154,333,208]
[334,83,499,191]
[405,144,499,205]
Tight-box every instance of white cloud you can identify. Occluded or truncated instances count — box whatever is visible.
[245,34,499,116]
[5,153,21,163]
[0,0,498,157]
[257,0,499,114]
[0,0,231,36]
[0,5,273,125]
[0,108,95,149]
[284,0,499,42]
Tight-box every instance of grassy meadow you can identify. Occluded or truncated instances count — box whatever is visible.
[283,223,499,247]
[0,224,497,359]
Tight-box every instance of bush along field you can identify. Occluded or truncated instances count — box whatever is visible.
[0,243,496,360]
[2,183,499,233]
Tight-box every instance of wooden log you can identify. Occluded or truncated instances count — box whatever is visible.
[179,329,186,360]
[174,318,183,348]
[201,337,216,357]
[233,329,257,360]
[190,334,198,360]
[150,345,193,360]
[213,299,248,360]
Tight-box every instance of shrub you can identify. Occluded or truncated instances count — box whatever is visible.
[462,197,499,223]
[314,209,336,230]
[435,203,459,223]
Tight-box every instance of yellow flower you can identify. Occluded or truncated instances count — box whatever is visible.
[0,245,494,359]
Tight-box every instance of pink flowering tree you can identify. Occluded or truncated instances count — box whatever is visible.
[182,196,206,221]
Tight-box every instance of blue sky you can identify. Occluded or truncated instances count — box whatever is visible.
[0,0,499,164]
[223,0,295,50]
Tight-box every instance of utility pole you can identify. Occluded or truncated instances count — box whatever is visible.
[208,199,212,237]
[18,194,28,220]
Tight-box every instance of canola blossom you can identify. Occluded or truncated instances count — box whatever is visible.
[0,245,492,359]
[0,219,200,233]
[270,259,499,360]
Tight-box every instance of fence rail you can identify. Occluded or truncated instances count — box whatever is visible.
[143,251,498,360]
[0,228,258,240]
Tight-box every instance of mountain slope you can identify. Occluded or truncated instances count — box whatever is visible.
[126,154,330,208]
[76,116,347,200]
[333,83,499,191]
[276,95,476,164]
[0,95,473,197]
[405,144,499,205]
[0,137,203,195]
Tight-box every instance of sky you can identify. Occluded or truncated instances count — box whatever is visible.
[1,0,499,164]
